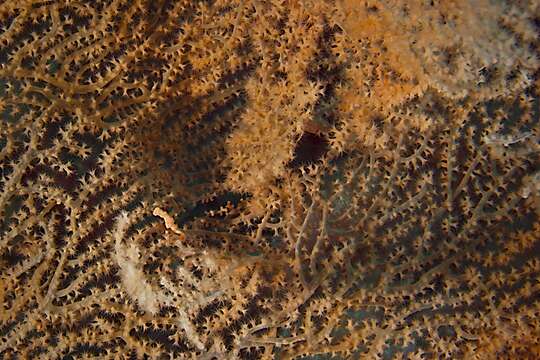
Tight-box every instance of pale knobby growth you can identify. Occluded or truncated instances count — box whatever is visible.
[113,210,208,350]
[113,211,160,315]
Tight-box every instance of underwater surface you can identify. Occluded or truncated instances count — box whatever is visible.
[1,1,539,359]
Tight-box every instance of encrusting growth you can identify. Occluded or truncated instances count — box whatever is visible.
[114,212,160,315]
[0,0,539,359]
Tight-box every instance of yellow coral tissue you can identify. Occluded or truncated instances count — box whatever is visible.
[1,1,539,359]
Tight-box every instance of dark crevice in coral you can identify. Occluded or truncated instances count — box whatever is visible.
[289,132,329,168]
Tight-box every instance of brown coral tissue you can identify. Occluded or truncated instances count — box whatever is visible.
[1,0,540,359]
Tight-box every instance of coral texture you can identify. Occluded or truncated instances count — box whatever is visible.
[1,0,539,359]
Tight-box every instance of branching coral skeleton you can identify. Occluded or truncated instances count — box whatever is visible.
[0,0,539,358]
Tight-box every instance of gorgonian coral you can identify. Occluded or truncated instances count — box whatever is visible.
[1,0,539,359]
